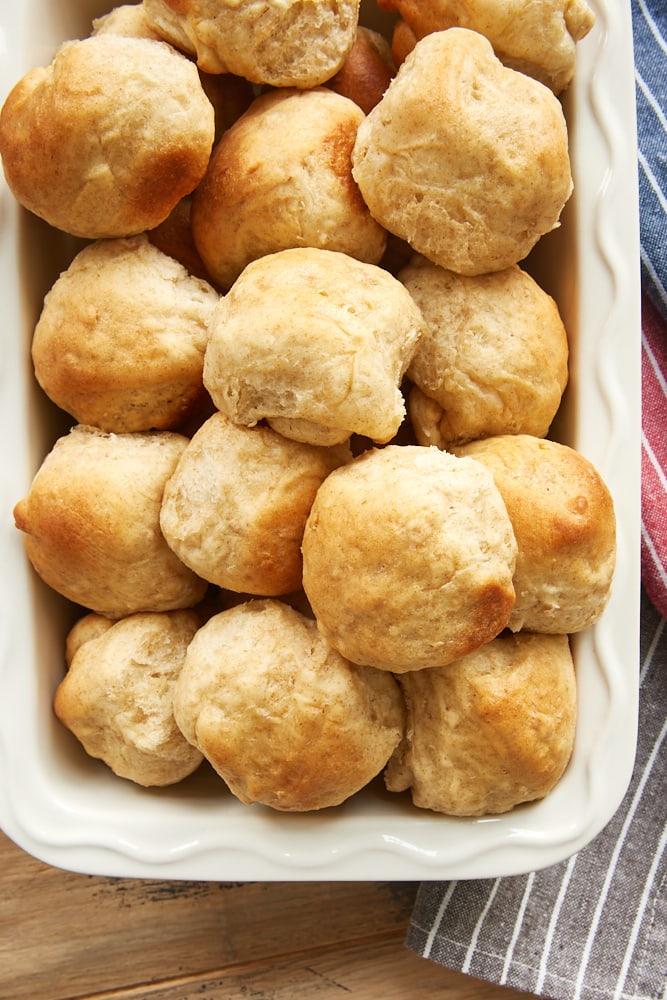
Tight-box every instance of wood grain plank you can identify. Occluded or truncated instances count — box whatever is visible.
[0,833,416,1000]
[79,939,535,999]
[0,832,539,1000]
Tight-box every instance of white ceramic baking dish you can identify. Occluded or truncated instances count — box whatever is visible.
[0,0,641,879]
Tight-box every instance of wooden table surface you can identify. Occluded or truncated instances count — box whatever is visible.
[0,829,535,1000]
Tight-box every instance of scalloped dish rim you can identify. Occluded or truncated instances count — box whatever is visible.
[0,0,641,880]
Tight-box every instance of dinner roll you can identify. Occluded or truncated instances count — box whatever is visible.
[160,413,351,595]
[142,0,360,86]
[203,248,426,446]
[351,29,573,275]
[400,258,569,447]
[325,25,396,113]
[0,34,214,238]
[92,3,164,39]
[390,17,418,65]
[13,426,208,618]
[191,88,386,290]
[377,0,595,94]
[173,600,405,810]
[91,5,254,145]
[385,631,577,815]
[301,445,517,672]
[65,613,116,667]
[55,610,203,786]
[453,435,616,633]
[31,236,219,433]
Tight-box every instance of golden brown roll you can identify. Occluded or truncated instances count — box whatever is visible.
[0,34,214,238]
[453,434,616,633]
[172,599,405,811]
[55,610,203,787]
[390,17,418,66]
[92,7,255,142]
[202,247,426,446]
[142,0,360,86]
[159,413,351,595]
[13,426,208,618]
[65,613,116,667]
[324,25,396,114]
[92,3,164,39]
[400,258,569,447]
[385,631,577,815]
[31,236,219,433]
[191,88,386,291]
[301,445,517,672]
[351,29,573,276]
[378,0,595,94]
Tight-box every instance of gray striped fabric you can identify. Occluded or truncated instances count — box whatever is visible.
[406,591,666,1000]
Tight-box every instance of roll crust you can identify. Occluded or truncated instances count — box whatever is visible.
[192,87,386,290]
[351,29,573,275]
[325,26,396,113]
[202,247,426,446]
[172,600,405,810]
[453,434,616,633]
[31,235,218,433]
[142,0,360,86]
[401,258,569,447]
[385,631,577,815]
[379,0,595,93]
[0,34,214,238]
[301,445,517,671]
[13,426,208,618]
[160,413,351,595]
[55,610,203,786]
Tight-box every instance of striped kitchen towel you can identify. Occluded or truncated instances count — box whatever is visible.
[635,0,667,620]
[407,3,666,997]
[406,591,666,999]
[635,0,667,323]
[642,294,667,620]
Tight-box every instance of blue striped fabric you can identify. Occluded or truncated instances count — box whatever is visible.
[633,0,667,319]
[407,4,667,997]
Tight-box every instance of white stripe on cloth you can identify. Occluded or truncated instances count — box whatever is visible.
[535,853,580,993]
[642,431,667,494]
[640,246,667,310]
[635,70,667,134]
[461,878,501,974]
[537,614,663,996]
[642,330,667,401]
[641,519,667,592]
[636,0,667,53]
[641,616,665,684]
[638,149,667,218]
[611,821,667,1000]
[500,871,536,985]
[572,717,667,1000]
[611,611,666,999]
[422,880,457,960]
